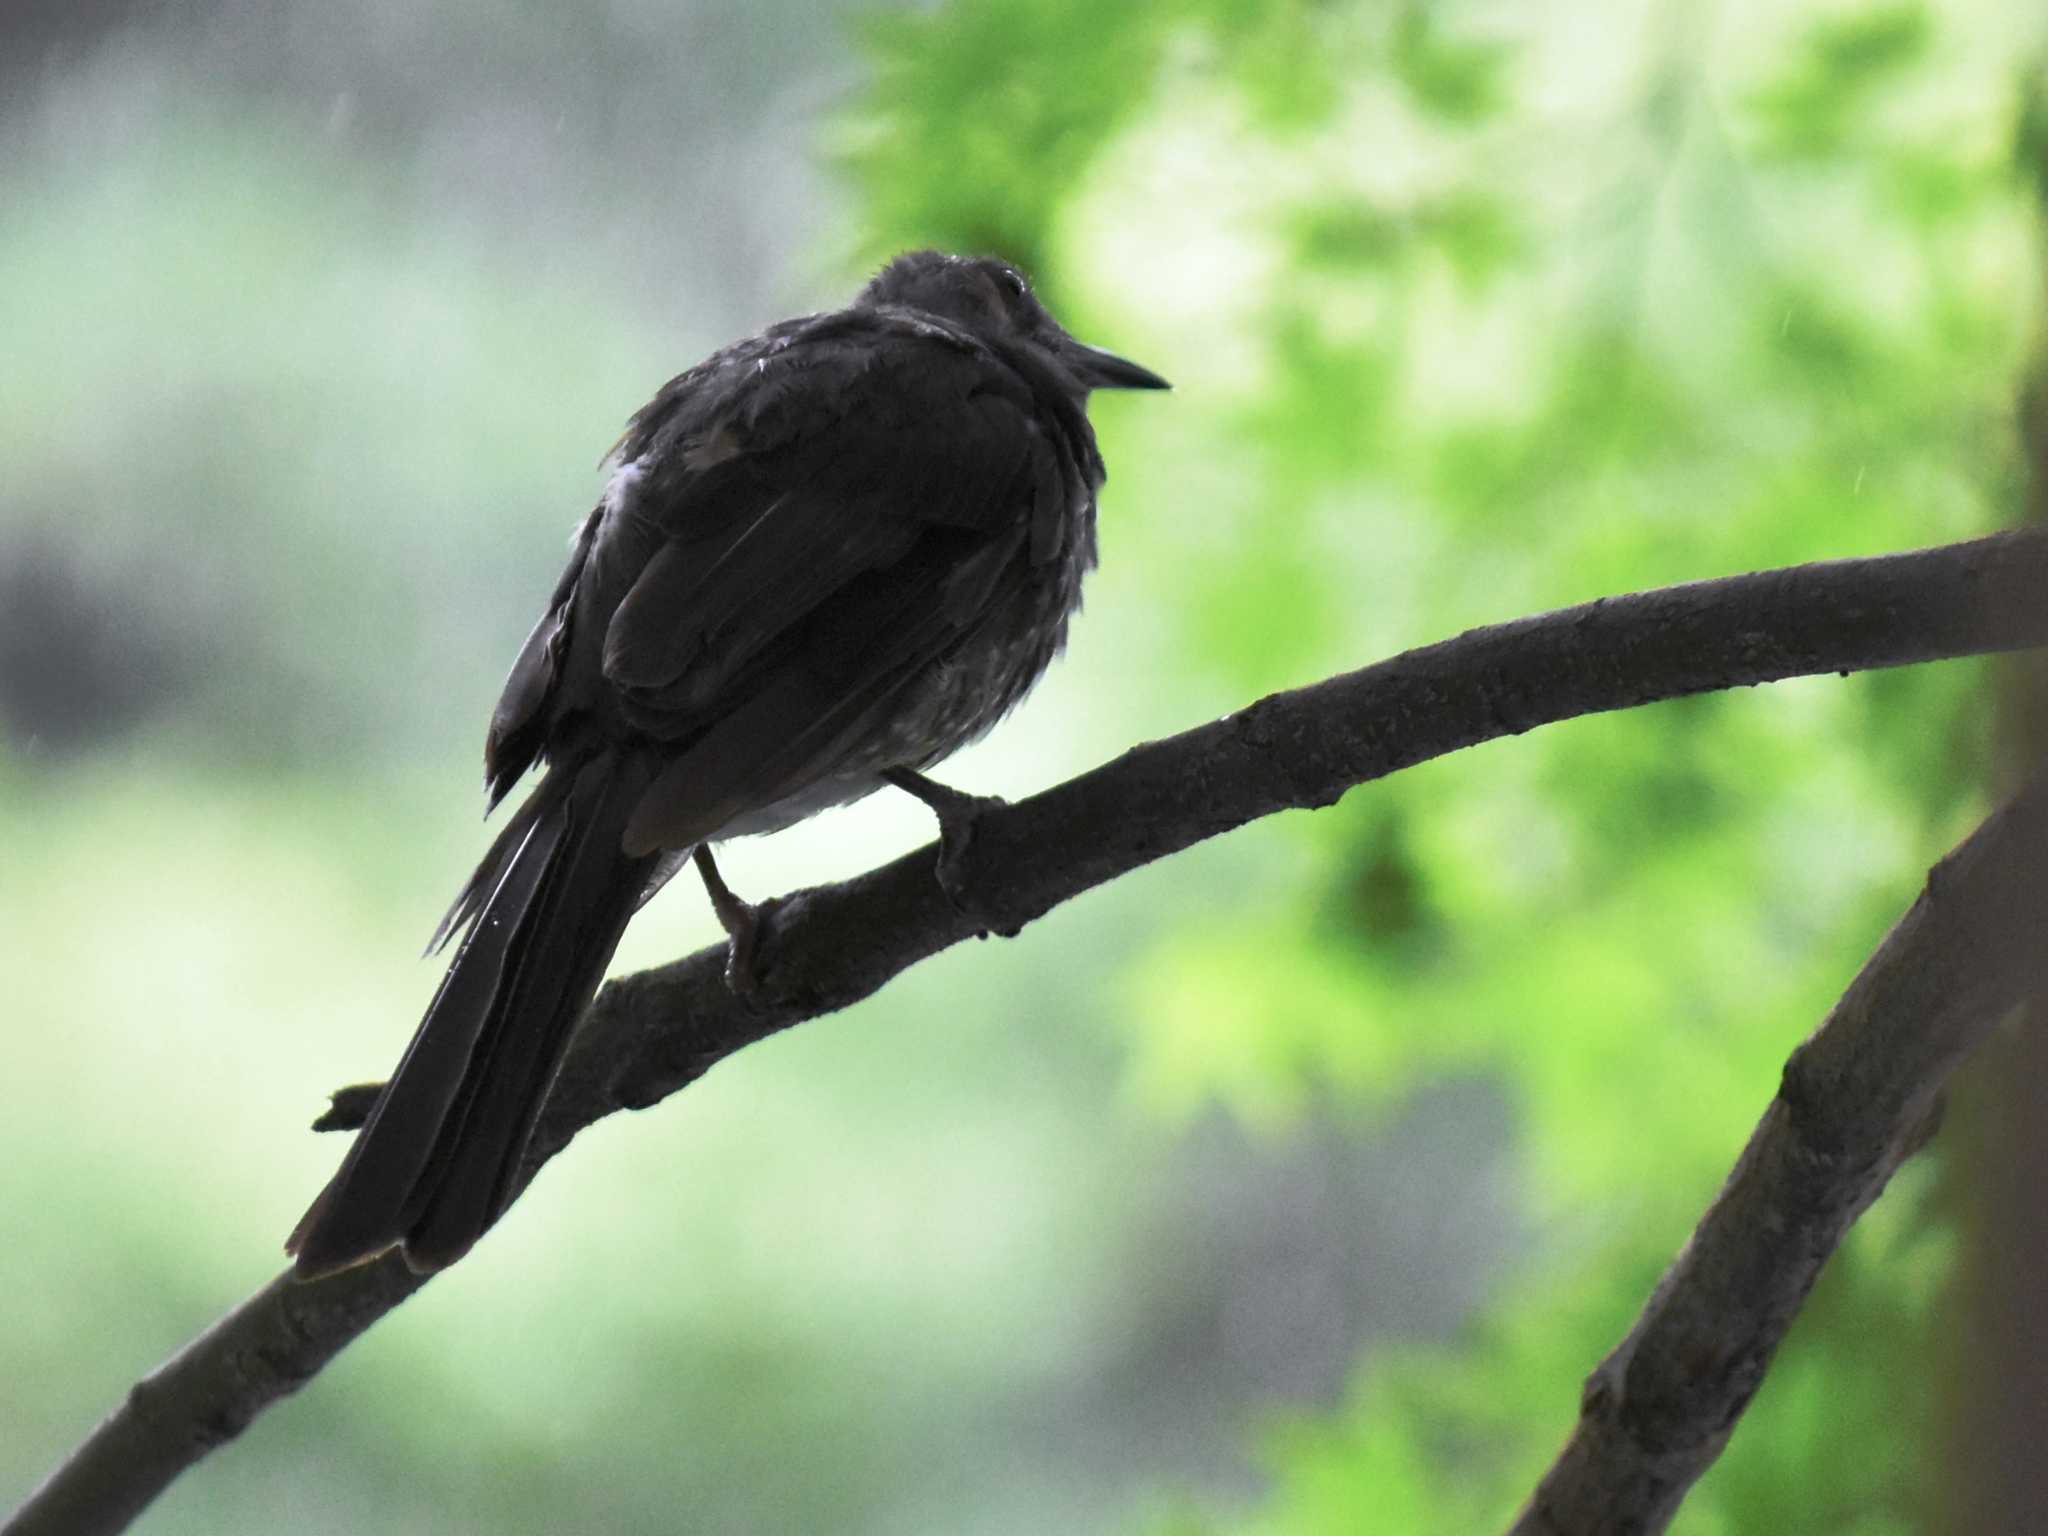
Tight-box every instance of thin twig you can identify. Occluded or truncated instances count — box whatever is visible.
[8,530,2046,1536]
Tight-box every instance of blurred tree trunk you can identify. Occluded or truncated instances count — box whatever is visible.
[1937,87,2048,1532]
[1943,1000,2048,1531]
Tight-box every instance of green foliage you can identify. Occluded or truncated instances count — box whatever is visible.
[1388,5,1513,127]
[843,0,1182,274]
[841,1,2029,1531]
[1749,5,1933,161]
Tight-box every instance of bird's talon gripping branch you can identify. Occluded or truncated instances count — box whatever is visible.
[882,766,1016,934]
[693,845,774,1004]
[722,920,771,1003]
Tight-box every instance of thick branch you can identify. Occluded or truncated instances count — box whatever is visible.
[1508,763,2048,1536]
[9,530,2047,1536]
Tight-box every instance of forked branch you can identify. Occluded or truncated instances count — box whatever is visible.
[8,530,2046,1536]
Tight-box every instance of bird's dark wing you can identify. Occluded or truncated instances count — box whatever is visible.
[476,312,1088,864]
[483,507,603,810]
[603,377,1055,709]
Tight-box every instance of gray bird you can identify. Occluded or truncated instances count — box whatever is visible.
[288,251,1168,1278]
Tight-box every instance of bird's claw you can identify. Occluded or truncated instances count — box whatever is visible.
[694,845,776,1006]
[719,902,768,1002]
[934,796,1014,935]
[883,768,1018,937]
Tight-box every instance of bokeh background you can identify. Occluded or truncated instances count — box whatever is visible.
[2,2,2041,1532]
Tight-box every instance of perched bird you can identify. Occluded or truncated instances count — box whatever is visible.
[287,250,1168,1278]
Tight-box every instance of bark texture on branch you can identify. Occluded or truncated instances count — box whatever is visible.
[7,530,2046,1536]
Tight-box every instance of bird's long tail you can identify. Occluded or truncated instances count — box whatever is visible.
[289,752,659,1278]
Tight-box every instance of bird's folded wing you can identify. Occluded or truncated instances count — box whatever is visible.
[602,351,1042,705]
[480,319,1076,857]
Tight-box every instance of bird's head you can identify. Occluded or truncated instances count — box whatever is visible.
[855,250,1169,394]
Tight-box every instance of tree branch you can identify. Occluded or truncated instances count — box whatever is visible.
[9,530,2047,1536]
[1507,762,2048,1536]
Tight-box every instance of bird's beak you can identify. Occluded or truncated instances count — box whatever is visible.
[1065,340,1171,391]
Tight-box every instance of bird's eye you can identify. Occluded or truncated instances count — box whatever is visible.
[1001,267,1027,300]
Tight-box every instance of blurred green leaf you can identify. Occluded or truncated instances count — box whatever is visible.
[1748,4,1932,160]
[1388,6,1513,126]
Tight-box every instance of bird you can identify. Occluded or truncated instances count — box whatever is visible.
[286,250,1168,1279]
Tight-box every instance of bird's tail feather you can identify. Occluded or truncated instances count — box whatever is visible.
[289,752,657,1278]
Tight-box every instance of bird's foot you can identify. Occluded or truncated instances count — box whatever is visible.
[882,767,1018,936]
[693,845,773,1003]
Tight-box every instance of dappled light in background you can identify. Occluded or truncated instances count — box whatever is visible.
[2,1,2040,1532]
